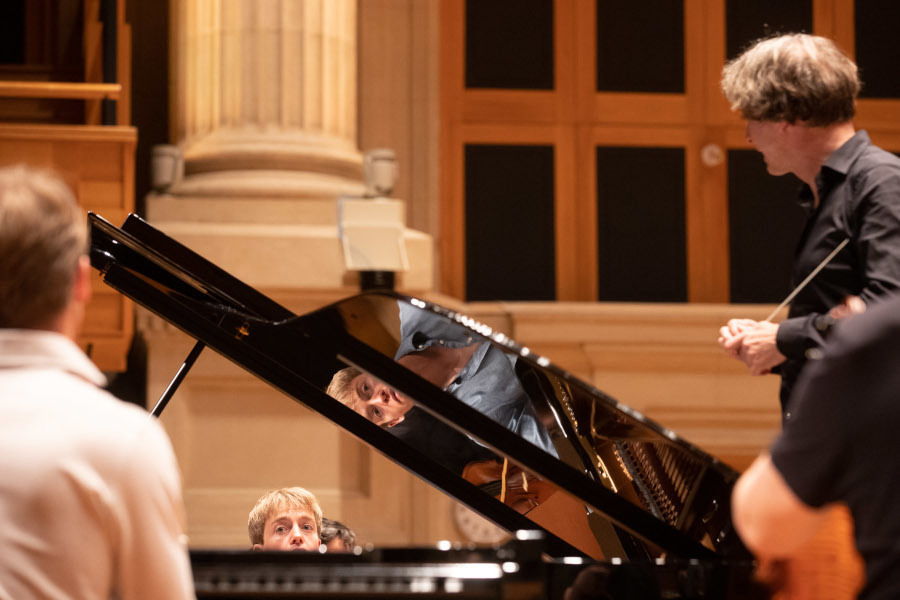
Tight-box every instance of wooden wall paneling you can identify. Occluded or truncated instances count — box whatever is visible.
[443,0,578,300]
[591,125,691,149]
[554,125,581,300]
[685,1,729,301]
[358,1,412,160]
[831,0,855,50]
[812,0,836,39]
[548,0,578,299]
[460,124,560,301]
[593,94,689,125]
[568,0,598,301]
[702,0,732,126]
[461,90,559,124]
[683,0,704,123]
[358,0,443,277]
[439,118,465,299]
[838,0,900,137]
[813,0,855,55]
[572,0,596,123]
[439,0,465,298]
[0,124,136,371]
[83,0,104,124]
[700,0,748,128]
[575,124,599,300]
[591,127,690,302]
[439,0,465,133]
[117,0,132,125]
[857,100,900,134]
[404,1,441,248]
[689,127,730,302]
[864,131,900,152]
[554,0,576,112]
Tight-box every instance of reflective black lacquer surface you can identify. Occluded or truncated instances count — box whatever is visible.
[89,213,760,596]
[322,294,745,561]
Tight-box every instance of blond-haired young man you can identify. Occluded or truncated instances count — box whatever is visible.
[248,487,323,552]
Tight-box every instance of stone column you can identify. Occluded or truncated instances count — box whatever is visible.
[149,0,432,291]
[174,0,362,199]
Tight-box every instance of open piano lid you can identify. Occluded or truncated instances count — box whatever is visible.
[89,212,750,563]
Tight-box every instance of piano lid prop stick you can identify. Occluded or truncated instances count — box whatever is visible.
[764,237,850,323]
[150,340,206,418]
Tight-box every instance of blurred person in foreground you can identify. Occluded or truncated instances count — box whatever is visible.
[733,293,900,599]
[0,165,193,599]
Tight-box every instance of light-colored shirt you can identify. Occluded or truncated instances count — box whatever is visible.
[395,302,557,457]
[0,329,194,600]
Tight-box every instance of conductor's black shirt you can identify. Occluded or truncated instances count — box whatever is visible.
[775,130,900,413]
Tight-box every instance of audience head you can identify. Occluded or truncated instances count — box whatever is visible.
[721,33,859,126]
[248,487,323,552]
[320,518,356,552]
[0,164,89,331]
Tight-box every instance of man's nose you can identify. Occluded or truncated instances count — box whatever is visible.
[745,123,753,144]
[290,525,304,544]
[370,384,389,403]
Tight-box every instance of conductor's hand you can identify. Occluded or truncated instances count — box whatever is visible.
[736,321,785,375]
[718,318,758,358]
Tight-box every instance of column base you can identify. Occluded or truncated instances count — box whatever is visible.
[145,191,433,293]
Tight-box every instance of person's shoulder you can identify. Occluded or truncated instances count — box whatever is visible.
[49,372,169,450]
[829,294,900,357]
[847,143,900,206]
[61,371,150,419]
[856,140,900,175]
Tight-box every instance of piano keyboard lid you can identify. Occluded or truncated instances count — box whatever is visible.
[88,212,751,562]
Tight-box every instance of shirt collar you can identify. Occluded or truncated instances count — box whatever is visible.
[0,329,107,387]
[798,129,870,211]
[822,129,870,176]
[453,341,491,386]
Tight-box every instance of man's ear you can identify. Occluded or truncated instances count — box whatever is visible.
[386,415,404,427]
[73,255,92,304]
[252,544,263,552]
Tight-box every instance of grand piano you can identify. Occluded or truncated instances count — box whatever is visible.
[88,212,768,599]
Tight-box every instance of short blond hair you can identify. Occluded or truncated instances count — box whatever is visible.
[0,165,86,328]
[721,33,859,125]
[248,487,323,546]
[326,366,363,411]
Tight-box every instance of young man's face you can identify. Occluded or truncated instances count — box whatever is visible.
[349,373,412,427]
[253,508,320,552]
